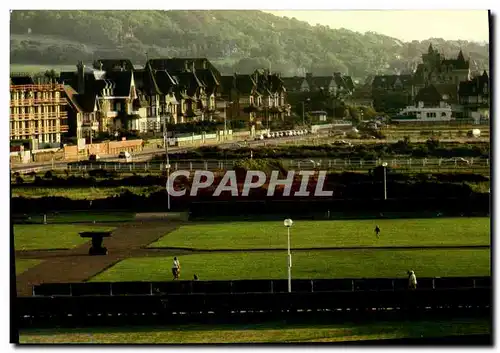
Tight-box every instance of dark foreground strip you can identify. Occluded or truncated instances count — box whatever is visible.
[234,334,492,346]
[328,334,492,346]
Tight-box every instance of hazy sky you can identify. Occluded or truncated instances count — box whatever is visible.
[265,10,490,43]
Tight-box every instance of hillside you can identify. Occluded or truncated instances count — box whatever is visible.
[10,10,489,80]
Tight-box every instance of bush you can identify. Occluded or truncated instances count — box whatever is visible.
[426,138,441,150]
[44,170,53,179]
[15,176,24,184]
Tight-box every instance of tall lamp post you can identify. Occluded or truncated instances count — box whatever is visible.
[301,98,310,127]
[163,112,171,210]
[382,162,388,200]
[284,218,293,293]
[223,101,233,141]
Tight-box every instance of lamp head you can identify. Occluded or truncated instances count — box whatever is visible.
[382,162,388,167]
[284,218,293,227]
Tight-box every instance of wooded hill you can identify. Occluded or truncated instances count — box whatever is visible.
[10,10,489,81]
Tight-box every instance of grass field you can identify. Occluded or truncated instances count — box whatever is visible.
[14,225,116,251]
[18,318,490,343]
[11,187,161,200]
[150,218,491,250]
[15,259,42,275]
[13,212,135,224]
[92,248,490,282]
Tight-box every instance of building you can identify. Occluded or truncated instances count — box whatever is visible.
[371,74,414,112]
[458,70,490,123]
[282,72,354,96]
[146,58,221,123]
[10,75,68,148]
[220,70,290,129]
[63,85,99,142]
[60,61,139,134]
[413,44,471,90]
[392,102,454,123]
[392,84,455,123]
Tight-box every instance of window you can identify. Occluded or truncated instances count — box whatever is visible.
[441,112,447,117]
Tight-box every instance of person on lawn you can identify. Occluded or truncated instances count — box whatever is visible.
[172,257,181,280]
[374,225,381,238]
[408,270,417,290]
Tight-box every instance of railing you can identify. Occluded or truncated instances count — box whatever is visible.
[64,158,490,174]
[11,98,67,106]
[10,111,68,120]
[10,125,69,135]
[32,276,491,297]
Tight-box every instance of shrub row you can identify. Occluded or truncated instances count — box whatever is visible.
[12,170,489,188]
[151,141,490,161]
[11,182,488,214]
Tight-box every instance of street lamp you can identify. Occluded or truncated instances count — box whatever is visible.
[284,218,293,293]
[301,98,310,127]
[163,112,171,210]
[223,101,233,141]
[382,162,388,200]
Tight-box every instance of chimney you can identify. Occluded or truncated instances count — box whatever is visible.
[77,61,85,94]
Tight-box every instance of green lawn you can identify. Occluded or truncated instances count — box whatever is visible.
[92,249,490,282]
[13,211,135,224]
[18,319,490,343]
[150,218,490,250]
[14,225,116,251]
[11,187,160,200]
[15,259,42,275]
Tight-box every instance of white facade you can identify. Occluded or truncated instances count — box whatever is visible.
[394,101,454,122]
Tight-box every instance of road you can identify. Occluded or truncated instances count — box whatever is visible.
[10,134,323,174]
[11,133,490,175]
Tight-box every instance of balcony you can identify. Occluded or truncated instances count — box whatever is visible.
[10,125,69,136]
[10,111,68,120]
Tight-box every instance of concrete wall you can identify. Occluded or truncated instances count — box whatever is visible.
[63,139,144,160]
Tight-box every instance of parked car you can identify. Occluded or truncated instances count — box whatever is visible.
[467,129,481,138]
[118,151,132,162]
[296,159,320,168]
[443,157,470,166]
[89,154,100,161]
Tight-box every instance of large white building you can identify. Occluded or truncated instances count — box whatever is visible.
[392,101,454,123]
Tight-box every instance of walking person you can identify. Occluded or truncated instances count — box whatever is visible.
[172,257,181,280]
[374,225,381,238]
[408,270,417,290]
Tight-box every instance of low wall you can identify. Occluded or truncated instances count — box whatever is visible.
[63,139,144,160]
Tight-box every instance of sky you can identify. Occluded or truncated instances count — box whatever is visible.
[265,10,490,43]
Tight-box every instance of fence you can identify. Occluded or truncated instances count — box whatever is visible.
[31,276,492,297]
[64,157,490,174]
